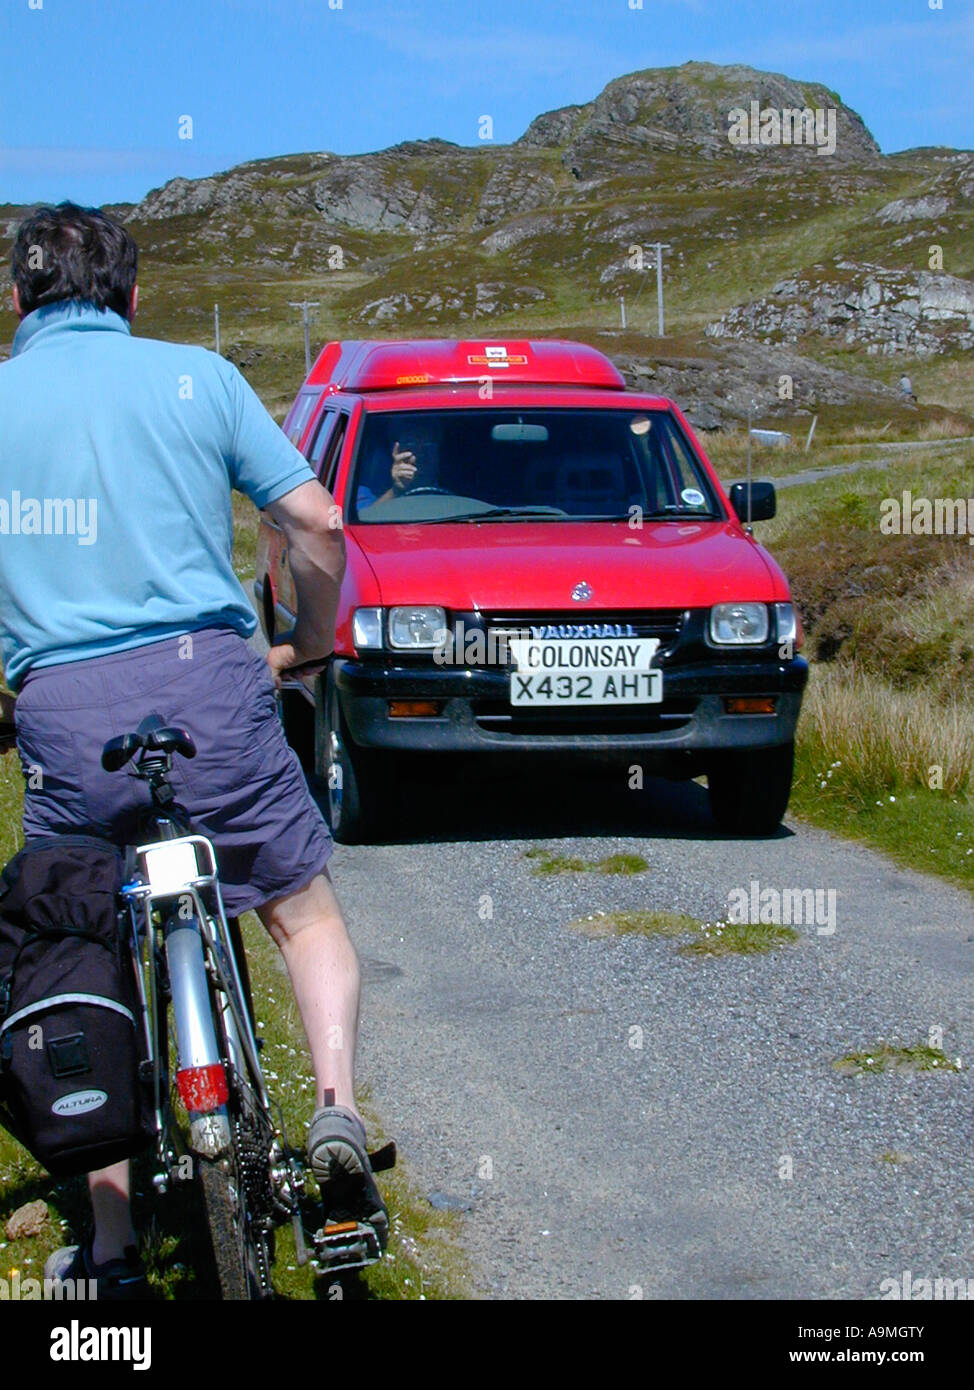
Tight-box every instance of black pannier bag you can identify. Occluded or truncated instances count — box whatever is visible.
[0,835,154,1177]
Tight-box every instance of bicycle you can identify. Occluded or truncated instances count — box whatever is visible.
[101,711,395,1299]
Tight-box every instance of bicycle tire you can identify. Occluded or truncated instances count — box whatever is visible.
[194,941,275,1300]
[198,1147,268,1300]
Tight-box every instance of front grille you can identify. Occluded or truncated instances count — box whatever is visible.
[485,609,685,658]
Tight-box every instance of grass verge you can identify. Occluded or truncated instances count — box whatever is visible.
[756,446,974,893]
[832,1044,962,1076]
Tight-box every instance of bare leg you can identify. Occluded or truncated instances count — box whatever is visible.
[89,1161,137,1265]
[257,867,360,1117]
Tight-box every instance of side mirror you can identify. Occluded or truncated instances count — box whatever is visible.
[729,481,776,523]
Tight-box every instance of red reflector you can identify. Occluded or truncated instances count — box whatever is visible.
[725,697,777,714]
[176,1063,229,1113]
[388,700,442,717]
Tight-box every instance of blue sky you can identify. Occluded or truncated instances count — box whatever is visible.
[1,0,970,207]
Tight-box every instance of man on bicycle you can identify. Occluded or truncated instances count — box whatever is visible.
[0,202,386,1297]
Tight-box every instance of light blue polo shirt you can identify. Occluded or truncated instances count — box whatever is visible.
[0,300,314,690]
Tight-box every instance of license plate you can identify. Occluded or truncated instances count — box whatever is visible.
[508,638,662,707]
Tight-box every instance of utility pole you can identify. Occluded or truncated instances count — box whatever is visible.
[746,400,755,528]
[288,300,320,375]
[214,303,221,355]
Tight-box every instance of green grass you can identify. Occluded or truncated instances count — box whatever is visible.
[569,908,700,937]
[524,847,648,875]
[566,908,799,956]
[751,444,974,892]
[678,921,799,957]
[832,1044,962,1076]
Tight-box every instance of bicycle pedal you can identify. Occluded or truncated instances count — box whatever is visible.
[368,1140,397,1174]
[312,1219,383,1273]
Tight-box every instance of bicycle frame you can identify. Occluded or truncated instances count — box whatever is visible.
[120,834,272,1168]
[100,713,391,1289]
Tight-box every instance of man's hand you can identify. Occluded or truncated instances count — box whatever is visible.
[265,480,346,664]
[390,442,417,491]
[266,637,329,689]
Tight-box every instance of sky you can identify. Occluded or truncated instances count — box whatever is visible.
[1,0,971,208]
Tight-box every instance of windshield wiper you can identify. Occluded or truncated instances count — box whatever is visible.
[417,506,571,523]
[640,508,719,520]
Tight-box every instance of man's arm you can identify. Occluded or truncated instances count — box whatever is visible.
[265,481,346,681]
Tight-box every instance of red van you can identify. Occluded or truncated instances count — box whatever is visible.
[255,339,807,842]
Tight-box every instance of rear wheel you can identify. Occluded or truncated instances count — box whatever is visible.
[187,927,275,1300]
[707,741,794,836]
[315,672,382,844]
[198,1151,266,1300]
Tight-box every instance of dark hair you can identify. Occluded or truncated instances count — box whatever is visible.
[11,202,138,318]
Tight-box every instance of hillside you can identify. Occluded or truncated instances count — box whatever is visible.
[1,61,971,429]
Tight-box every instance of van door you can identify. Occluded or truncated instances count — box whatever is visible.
[255,400,332,640]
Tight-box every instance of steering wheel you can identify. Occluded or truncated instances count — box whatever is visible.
[404,485,453,496]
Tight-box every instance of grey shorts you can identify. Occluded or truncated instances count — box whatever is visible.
[14,627,334,915]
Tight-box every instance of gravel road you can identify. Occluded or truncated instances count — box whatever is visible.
[732,434,974,491]
[323,765,973,1301]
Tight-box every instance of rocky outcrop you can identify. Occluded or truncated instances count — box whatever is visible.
[355,281,545,326]
[519,62,881,178]
[707,265,974,356]
[877,195,950,225]
[611,339,902,429]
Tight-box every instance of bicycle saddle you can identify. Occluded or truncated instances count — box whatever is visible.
[101,713,197,772]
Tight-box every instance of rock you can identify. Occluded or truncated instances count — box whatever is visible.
[610,337,904,425]
[861,280,883,311]
[5,1200,48,1239]
[428,1189,477,1212]
[877,196,950,225]
[686,403,722,431]
[707,263,974,357]
[517,61,881,179]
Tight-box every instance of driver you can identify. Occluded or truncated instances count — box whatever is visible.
[356,417,444,508]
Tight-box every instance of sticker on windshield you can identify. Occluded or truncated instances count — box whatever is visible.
[681,488,706,508]
[629,415,651,436]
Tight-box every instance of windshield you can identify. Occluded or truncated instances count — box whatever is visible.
[346,408,724,524]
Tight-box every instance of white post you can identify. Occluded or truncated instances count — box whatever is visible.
[620,296,627,330]
[214,303,221,355]
[656,242,664,337]
[805,414,818,455]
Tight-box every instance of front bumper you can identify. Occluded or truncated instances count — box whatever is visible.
[332,650,808,764]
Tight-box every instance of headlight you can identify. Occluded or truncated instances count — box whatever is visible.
[388,606,447,649]
[775,602,797,646]
[352,606,384,650]
[710,602,769,645]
